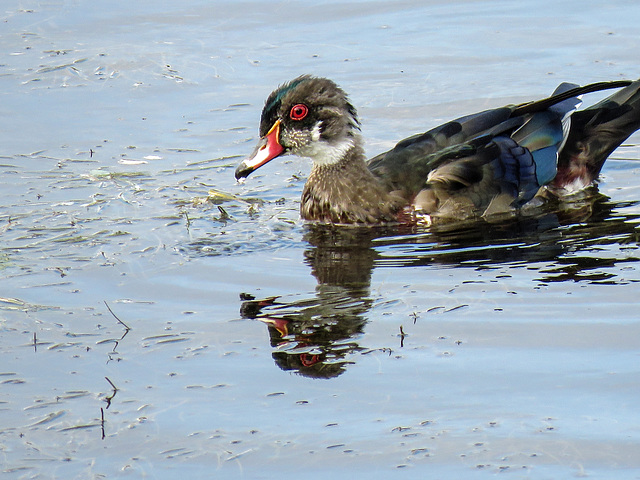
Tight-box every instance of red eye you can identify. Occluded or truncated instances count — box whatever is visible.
[289,104,308,120]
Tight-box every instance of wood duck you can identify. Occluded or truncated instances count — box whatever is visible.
[235,75,640,225]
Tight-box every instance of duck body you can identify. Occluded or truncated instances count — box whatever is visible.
[235,75,640,225]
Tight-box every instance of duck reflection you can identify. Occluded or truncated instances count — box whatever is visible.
[237,190,640,377]
[372,190,640,283]
[239,226,387,378]
[240,290,367,378]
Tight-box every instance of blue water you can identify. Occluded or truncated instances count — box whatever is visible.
[1,1,640,478]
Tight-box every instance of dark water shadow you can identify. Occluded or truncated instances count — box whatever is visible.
[232,190,640,377]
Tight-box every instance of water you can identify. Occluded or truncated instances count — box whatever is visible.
[1,1,640,478]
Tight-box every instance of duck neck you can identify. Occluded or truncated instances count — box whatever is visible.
[301,143,403,224]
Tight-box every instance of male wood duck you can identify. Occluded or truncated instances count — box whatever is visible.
[235,75,640,224]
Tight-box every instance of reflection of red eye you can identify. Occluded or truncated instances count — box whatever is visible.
[290,104,308,120]
[300,353,320,367]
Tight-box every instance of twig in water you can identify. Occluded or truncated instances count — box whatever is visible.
[105,376,117,390]
[104,376,118,409]
[104,301,131,331]
[100,407,105,440]
[399,325,406,348]
[33,332,37,352]
[218,205,230,220]
[182,209,191,230]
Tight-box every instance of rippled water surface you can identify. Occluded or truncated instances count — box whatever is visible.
[2,1,640,478]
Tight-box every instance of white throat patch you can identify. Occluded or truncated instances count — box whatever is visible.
[299,121,354,167]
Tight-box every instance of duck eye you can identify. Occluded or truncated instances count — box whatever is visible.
[289,104,308,121]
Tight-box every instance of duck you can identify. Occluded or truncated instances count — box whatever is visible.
[235,75,640,225]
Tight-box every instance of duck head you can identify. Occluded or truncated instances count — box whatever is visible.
[235,75,361,180]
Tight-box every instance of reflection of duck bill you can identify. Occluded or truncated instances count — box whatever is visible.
[239,296,281,318]
[259,317,289,337]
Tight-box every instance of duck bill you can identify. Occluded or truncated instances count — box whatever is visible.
[235,120,284,179]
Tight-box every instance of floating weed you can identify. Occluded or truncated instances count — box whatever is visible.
[161,448,194,459]
[63,157,99,164]
[157,337,189,345]
[57,391,91,401]
[106,230,130,237]
[36,57,88,74]
[0,297,58,312]
[0,297,27,309]
[2,378,26,385]
[24,401,66,411]
[166,148,200,153]
[59,423,101,432]
[141,333,192,347]
[28,411,66,427]
[84,170,149,181]
[47,342,82,350]
[185,155,243,168]
[206,189,240,204]
[51,230,110,245]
